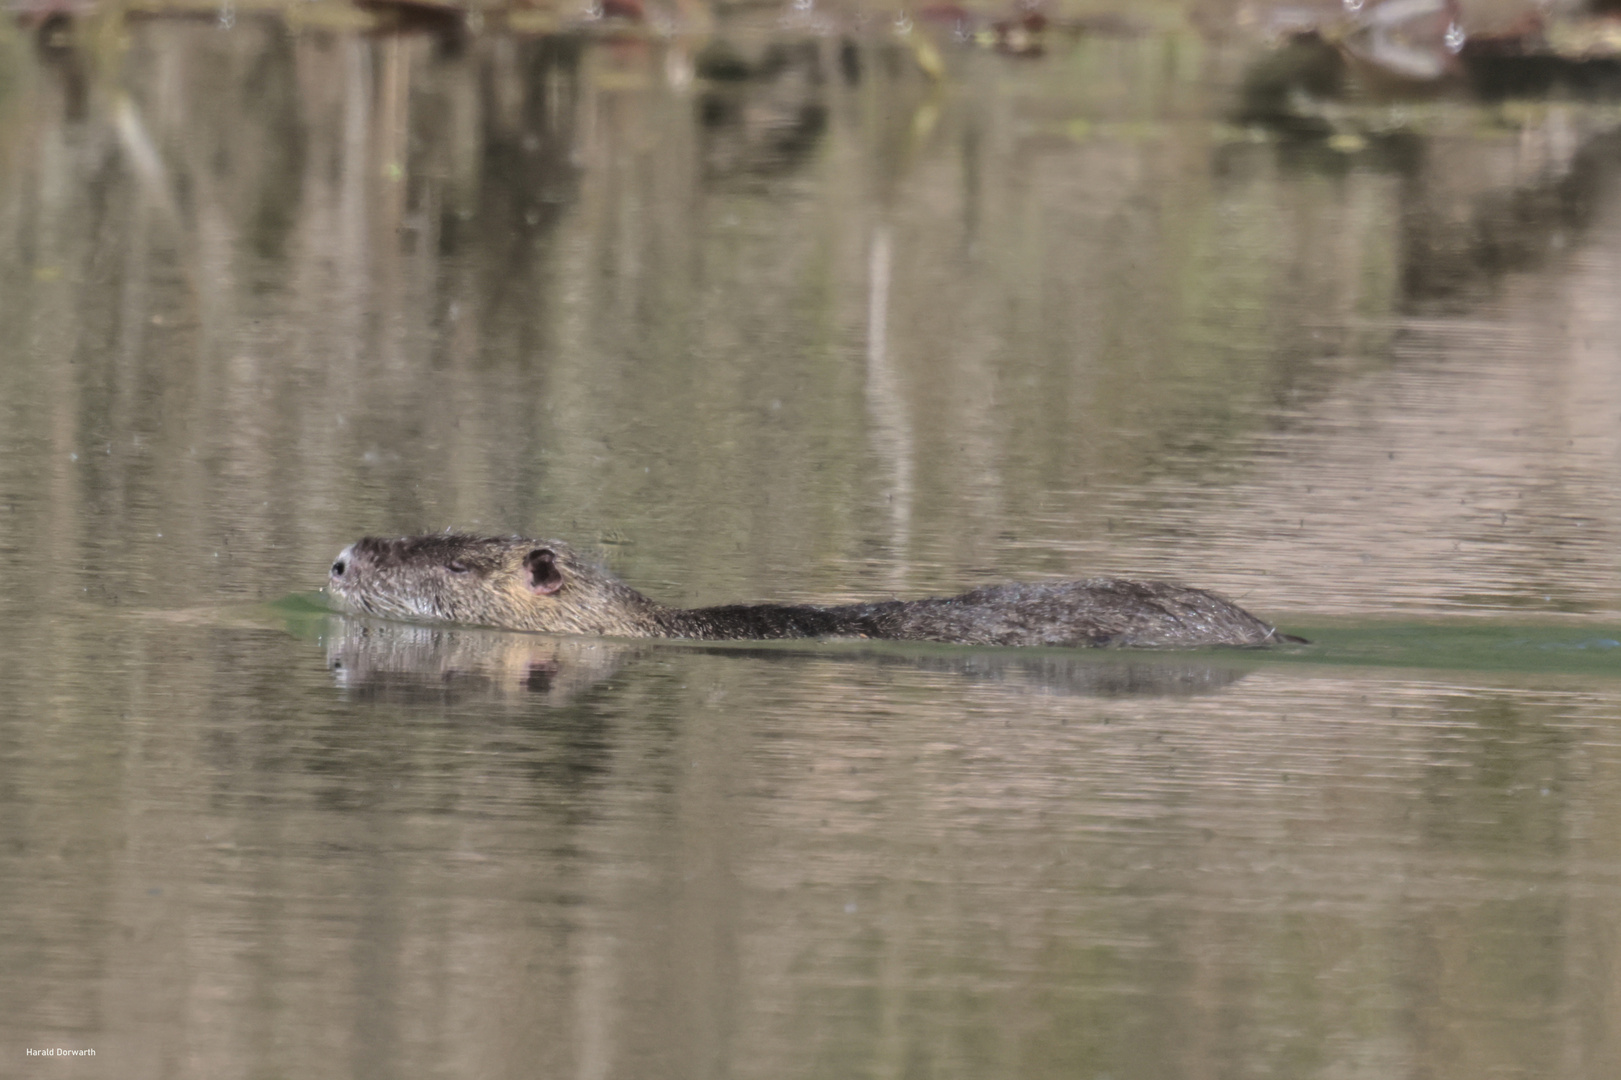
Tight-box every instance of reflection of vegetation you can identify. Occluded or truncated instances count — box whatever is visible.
[1400,125,1621,305]
[241,29,308,260]
[1234,31,1344,137]
[0,22,36,168]
[1,14,1617,607]
[695,38,831,182]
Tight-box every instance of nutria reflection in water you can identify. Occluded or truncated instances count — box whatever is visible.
[324,620,641,707]
[320,617,1256,705]
[327,534,1306,649]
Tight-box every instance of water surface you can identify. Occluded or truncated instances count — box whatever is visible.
[2,12,1620,1079]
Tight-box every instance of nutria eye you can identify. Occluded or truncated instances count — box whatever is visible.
[446,560,470,574]
[331,559,347,577]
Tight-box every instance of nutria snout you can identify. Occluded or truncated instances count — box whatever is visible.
[327,533,1306,648]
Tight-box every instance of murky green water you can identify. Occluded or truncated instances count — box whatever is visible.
[2,11,1621,1079]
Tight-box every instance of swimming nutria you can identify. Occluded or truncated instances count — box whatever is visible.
[326,534,1306,648]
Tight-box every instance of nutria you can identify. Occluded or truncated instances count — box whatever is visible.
[326,534,1306,648]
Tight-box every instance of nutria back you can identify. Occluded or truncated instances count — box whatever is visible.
[327,534,1304,648]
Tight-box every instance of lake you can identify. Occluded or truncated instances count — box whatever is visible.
[1,9,1619,1078]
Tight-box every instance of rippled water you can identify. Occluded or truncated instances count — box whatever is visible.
[2,11,1620,1079]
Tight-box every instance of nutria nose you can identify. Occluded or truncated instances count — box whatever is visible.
[330,543,356,580]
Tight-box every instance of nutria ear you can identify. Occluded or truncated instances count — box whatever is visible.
[524,548,564,595]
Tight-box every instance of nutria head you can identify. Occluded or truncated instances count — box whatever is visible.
[327,534,663,635]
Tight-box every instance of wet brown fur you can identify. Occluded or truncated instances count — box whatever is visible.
[328,534,1305,648]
